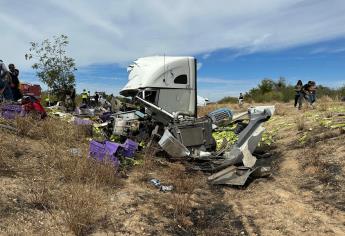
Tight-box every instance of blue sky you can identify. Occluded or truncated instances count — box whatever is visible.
[2,0,345,101]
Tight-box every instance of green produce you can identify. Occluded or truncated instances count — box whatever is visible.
[212,130,238,150]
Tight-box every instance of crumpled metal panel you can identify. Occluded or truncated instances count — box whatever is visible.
[158,129,190,158]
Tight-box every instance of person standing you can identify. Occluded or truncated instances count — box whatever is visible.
[95,92,99,105]
[70,86,76,110]
[87,90,91,105]
[308,81,317,105]
[294,80,303,109]
[302,81,317,107]
[8,64,22,101]
[0,60,8,78]
[0,60,13,101]
[238,93,244,108]
[81,89,88,104]
[44,96,51,107]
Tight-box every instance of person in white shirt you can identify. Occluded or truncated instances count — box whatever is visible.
[0,60,8,77]
[0,60,13,100]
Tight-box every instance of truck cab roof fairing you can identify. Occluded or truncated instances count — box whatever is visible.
[120,56,195,97]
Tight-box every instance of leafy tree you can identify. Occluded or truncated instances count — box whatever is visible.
[25,34,76,100]
[258,79,274,93]
[275,77,287,90]
[220,77,345,104]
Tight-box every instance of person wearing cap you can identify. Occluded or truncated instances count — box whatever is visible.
[8,64,22,101]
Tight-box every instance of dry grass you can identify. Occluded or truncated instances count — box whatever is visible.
[295,115,306,131]
[303,128,343,147]
[300,147,337,185]
[14,116,90,146]
[0,117,122,235]
[317,96,333,112]
[135,144,161,182]
[275,103,287,116]
[26,181,55,211]
[161,164,205,230]
[59,184,107,236]
[325,111,333,118]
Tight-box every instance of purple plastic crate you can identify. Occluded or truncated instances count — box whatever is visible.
[1,104,23,119]
[121,139,138,158]
[89,140,120,166]
[74,117,93,125]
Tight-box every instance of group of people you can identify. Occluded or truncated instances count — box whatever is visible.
[0,60,22,102]
[81,89,101,106]
[294,80,317,109]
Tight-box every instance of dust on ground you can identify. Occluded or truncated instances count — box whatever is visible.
[1,101,345,235]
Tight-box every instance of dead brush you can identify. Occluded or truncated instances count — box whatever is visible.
[306,129,343,147]
[0,135,21,177]
[295,115,306,131]
[163,164,205,230]
[318,102,329,112]
[324,111,333,118]
[274,103,287,116]
[15,115,37,136]
[60,153,122,188]
[39,118,90,145]
[59,184,107,236]
[317,96,333,112]
[27,181,55,211]
[165,164,204,194]
[15,116,89,147]
[300,148,335,183]
[136,144,160,182]
[171,193,194,228]
[38,142,122,188]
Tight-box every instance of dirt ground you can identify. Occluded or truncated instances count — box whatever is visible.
[1,101,345,235]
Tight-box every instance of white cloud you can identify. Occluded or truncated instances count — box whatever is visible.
[1,0,345,70]
[197,62,203,70]
[202,53,211,59]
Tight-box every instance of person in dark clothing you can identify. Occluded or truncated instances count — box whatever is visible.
[302,81,317,106]
[294,80,303,109]
[8,64,22,101]
[95,92,99,105]
[238,93,244,107]
[308,81,317,105]
[71,87,76,110]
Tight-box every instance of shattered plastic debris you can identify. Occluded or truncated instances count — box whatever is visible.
[149,178,174,192]
[160,185,174,192]
[149,178,161,187]
[69,148,82,157]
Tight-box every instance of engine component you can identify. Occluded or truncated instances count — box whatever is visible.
[208,108,233,126]
[169,116,215,151]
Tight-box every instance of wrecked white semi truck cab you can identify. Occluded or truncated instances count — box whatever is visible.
[121,56,198,123]
[120,56,275,186]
